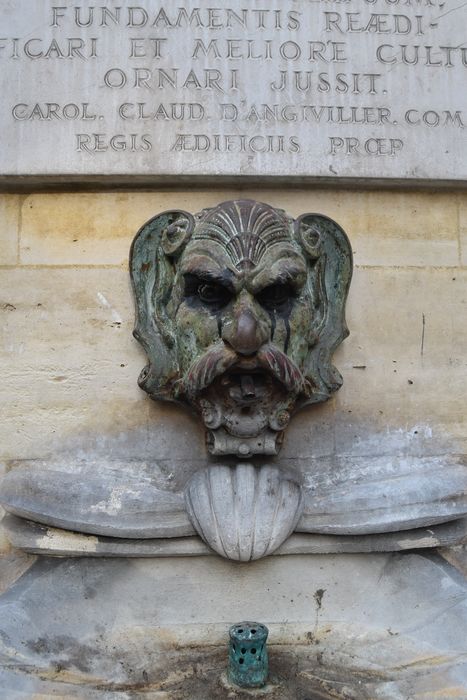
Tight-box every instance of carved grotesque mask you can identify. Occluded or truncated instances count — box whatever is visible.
[130,200,352,457]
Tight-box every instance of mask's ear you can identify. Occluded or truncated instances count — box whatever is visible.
[294,213,353,404]
[129,210,194,400]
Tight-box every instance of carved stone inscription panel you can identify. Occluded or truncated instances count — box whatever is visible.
[1,0,466,184]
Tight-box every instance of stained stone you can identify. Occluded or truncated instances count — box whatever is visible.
[1,454,467,540]
[438,545,467,578]
[3,514,466,558]
[0,553,466,698]
[0,550,37,595]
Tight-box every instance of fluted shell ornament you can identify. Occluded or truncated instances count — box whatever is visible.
[184,464,303,561]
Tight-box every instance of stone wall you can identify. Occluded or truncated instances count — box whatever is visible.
[1,188,466,553]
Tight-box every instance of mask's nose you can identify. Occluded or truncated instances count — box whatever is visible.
[222,307,268,356]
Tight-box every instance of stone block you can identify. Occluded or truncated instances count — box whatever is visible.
[0,195,20,265]
[273,190,459,267]
[18,189,460,267]
[459,192,467,267]
[334,267,467,456]
[20,192,153,266]
[19,190,364,266]
[0,267,205,461]
[365,191,459,239]
[351,236,459,268]
[331,190,458,267]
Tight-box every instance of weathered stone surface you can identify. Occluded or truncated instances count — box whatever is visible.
[0,550,36,594]
[4,515,466,558]
[2,454,466,540]
[0,462,194,538]
[1,1,467,187]
[0,195,19,265]
[331,267,467,457]
[0,267,206,465]
[439,545,467,578]
[299,453,467,534]
[460,193,467,267]
[0,553,466,698]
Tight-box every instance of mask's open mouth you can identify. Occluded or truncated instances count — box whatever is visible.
[198,361,293,452]
[213,365,284,406]
[226,370,272,402]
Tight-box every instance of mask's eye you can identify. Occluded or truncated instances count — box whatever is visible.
[197,283,230,306]
[184,274,232,310]
[256,283,294,312]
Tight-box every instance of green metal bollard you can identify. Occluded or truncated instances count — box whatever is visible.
[228,621,269,688]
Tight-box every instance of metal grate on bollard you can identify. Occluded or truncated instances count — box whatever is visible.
[228,621,269,688]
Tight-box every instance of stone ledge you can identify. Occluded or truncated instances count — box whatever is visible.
[4,514,466,558]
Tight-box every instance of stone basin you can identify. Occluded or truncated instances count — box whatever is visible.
[0,551,466,698]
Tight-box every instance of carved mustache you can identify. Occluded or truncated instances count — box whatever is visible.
[179,342,311,400]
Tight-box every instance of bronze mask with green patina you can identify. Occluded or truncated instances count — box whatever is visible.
[130,200,352,457]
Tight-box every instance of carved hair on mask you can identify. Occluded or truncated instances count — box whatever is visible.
[130,200,352,457]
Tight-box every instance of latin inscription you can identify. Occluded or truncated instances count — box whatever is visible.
[0,0,466,182]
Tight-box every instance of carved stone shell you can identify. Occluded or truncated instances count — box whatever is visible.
[184,464,303,561]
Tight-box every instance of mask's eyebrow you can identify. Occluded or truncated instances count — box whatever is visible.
[270,266,304,285]
[249,261,307,294]
[182,268,236,294]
